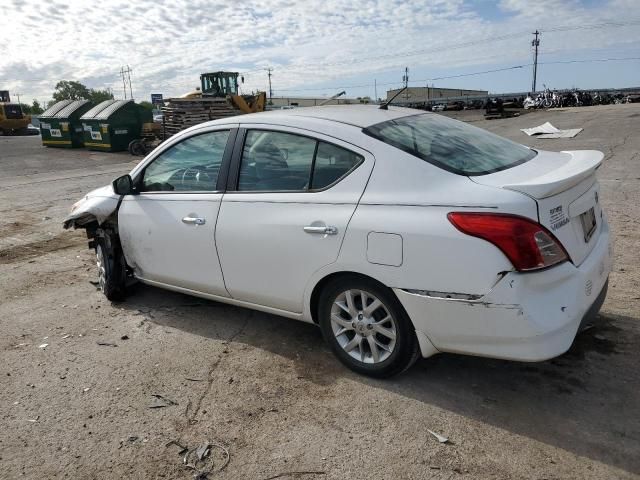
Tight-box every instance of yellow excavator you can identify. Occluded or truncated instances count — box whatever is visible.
[0,91,32,135]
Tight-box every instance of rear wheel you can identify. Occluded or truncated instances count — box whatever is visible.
[318,276,420,378]
[94,229,126,301]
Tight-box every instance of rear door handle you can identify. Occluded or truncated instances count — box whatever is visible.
[182,216,206,225]
[304,225,338,235]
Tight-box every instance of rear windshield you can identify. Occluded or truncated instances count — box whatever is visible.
[363,113,536,175]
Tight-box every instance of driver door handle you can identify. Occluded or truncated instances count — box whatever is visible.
[182,216,206,225]
[304,225,338,235]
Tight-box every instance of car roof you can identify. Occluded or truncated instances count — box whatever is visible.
[232,105,425,128]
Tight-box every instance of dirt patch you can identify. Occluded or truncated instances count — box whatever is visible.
[0,233,85,264]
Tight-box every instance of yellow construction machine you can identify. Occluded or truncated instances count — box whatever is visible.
[0,93,32,135]
[198,71,266,113]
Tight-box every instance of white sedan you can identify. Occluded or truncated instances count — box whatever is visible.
[64,105,612,377]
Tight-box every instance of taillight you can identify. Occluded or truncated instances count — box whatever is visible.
[447,212,569,271]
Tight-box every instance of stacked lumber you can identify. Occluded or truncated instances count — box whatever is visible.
[161,97,239,136]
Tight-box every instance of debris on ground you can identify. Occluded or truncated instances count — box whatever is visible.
[120,335,129,340]
[148,394,178,408]
[261,472,326,480]
[166,440,189,455]
[427,429,450,444]
[185,377,205,382]
[96,342,117,347]
[520,122,583,138]
[166,440,230,478]
[26,416,39,423]
[38,343,48,349]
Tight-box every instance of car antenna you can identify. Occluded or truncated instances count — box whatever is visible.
[379,86,407,110]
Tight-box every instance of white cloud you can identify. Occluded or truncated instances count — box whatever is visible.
[1,0,639,103]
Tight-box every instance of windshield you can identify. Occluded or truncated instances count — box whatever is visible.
[4,104,24,119]
[363,113,536,176]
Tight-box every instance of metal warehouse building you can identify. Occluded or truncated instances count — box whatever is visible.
[386,87,489,104]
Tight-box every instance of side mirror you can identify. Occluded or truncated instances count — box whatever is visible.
[113,174,134,196]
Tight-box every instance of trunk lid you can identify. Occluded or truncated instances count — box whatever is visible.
[472,149,604,266]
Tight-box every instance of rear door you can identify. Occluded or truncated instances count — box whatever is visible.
[215,125,374,313]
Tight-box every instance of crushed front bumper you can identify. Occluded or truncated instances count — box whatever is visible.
[395,221,612,361]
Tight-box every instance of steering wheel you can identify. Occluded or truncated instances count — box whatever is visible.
[181,167,213,189]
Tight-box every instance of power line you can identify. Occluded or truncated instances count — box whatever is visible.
[274,56,640,93]
[246,19,640,75]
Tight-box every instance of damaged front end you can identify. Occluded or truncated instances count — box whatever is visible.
[63,185,120,230]
[63,183,130,300]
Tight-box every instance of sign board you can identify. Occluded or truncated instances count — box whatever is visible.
[0,90,10,102]
[151,94,163,105]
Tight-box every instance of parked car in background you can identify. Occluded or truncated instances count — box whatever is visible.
[431,104,445,111]
[64,106,612,377]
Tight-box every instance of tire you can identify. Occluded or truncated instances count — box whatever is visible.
[128,139,147,156]
[95,230,126,301]
[318,276,420,378]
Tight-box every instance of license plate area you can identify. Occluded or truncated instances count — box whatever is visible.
[579,207,597,243]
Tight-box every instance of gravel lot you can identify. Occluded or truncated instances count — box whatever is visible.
[1,104,638,479]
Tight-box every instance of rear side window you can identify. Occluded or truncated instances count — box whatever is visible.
[363,113,536,175]
[311,142,362,189]
[238,130,363,191]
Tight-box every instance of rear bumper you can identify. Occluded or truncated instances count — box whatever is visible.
[395,220,612,361]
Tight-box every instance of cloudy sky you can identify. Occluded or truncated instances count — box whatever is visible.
[2,0,639,104]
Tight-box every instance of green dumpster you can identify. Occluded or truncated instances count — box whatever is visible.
[80,100,152,152]
[38,100,93,148]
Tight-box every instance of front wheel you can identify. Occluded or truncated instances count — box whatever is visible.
[318,277,420,378]
[95,230,126,301]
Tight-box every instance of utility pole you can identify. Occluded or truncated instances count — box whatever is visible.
[119,65,133,100]
[374,79,377,103]
[16,92,21,105]
[127,65,133,100]
[403,67,409,101]
[265,67,273,104]
[531,30,540,93]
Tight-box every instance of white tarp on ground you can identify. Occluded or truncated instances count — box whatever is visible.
[520,122,583,139]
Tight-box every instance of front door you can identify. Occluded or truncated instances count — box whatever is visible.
[118,128,233,296]
[216,126,374,313]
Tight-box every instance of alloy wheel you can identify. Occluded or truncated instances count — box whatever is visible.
[330,289,397,364]
[96,244,107,292]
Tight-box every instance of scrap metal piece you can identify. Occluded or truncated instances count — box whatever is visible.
[149,394,178,408]
[427,429,450,444]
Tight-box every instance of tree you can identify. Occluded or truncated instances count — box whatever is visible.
[20,103,32,114]
[88,88,114,104]
[52,80,91,102]
[52,81,114,105]
[138,101,153,110]
[31,99,44,115]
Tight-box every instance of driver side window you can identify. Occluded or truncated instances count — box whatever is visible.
[142,130,230,192]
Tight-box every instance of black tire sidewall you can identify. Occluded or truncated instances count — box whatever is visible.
[95,234,125,301]
[318,276,419,378]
